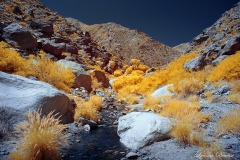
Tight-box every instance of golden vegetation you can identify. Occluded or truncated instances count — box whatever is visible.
[74,95,103,122]
[115,93,139,105]
[208,51,240,82]
[216,108,240,134]
[10,110,67,160]
[0,42,75,92]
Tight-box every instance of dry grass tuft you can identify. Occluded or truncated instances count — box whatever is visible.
[116,93,139,105]
[74,95,103,122]
[10,109,67,160]
[178,78,204,98]
[170,121,193,144]
[204,91,215,102]
[216,108,240,134]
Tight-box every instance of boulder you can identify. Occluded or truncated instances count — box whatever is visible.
[13,6,22,15]
[192,34,209,44]
[2,23,37,50]
[212,55,228,66]
[151,84,174,97]
[206,26,217,38]
[42,39,66,56]
[57,60,92,92]
[93,70,110,88]
[220,34,240,55]
[0,72,74,124]
[184,55,206,71]
[117,112,172,151]
[29,18,54,36]
[66,44,78,54]
[52,36,71,43]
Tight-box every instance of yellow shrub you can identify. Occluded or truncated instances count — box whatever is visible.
[187,95,199,103]
[113,52,202,95]
[74,95,103,122]
[10,110,67,160]
[116,93,139,104]
[0,42,27,75]
[216,108,240,134]
[177,78,204,97]
[143,95,163,111]
[113,69,123,77]
[170,121,193,144]
[109,61,115,69]
[26,54,75,92]
[160,98,209,124]
[208,50,240,82]
[0,42,75,92]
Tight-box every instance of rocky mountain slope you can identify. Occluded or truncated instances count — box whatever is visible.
[184,2,240,70]
[67,18,180,67]
[1,0,240,160]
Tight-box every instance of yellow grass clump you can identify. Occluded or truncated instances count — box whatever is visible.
[10,110,67,160]
[177,78,204,97]
[208,50,240,82]
[216,108,240,134]
[74,95,103,122]
[115,93,139,105]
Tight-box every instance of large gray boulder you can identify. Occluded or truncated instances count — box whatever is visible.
[57,60,92,93]
[184,55,206,71]
[117,112,172,151]
[2,23,37,49]
[0,72,74,124]
[220,34,240,55]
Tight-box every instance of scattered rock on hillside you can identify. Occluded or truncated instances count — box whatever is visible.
[184,55,206,71]
[2,22,37,49]
[117,112,172,151]
[28,18,54,36]
[41,38,66,57]
[0,72,74,124]
[220,34,240,55]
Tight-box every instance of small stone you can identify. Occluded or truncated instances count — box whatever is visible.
[126,152,139,158]
[84,124,90,131]
[76,140,81,143]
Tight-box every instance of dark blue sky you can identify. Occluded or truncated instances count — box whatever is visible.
[40,0,239,47]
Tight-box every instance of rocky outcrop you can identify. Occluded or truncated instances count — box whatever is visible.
[117,112,172,151]
[0,72,74,124]
[2,23,37,49]
[29,18,54,36]
[186,2,240,67]
[173,43,190,54]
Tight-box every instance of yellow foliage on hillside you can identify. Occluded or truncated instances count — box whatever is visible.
[0,41,75,92]
[112,52,203,95]
[208,51,240,82]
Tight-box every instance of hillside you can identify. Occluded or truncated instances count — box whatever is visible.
[67,18,180,67]
[0,0,240,160]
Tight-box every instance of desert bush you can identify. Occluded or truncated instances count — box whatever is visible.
[74,95,103,122]
[10,110,67,160]
[160,98,209,124]
[0,41,27,75]
[208,50,240,82]
[186,95,199,103]
[113,69,123,77]
[143,95,163,111]
[26,54,75,92]
[216,108,240,134]
[112,52,204,95]
[177,78,204,97]
[116,93,139,104]
[0,42,75,92]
